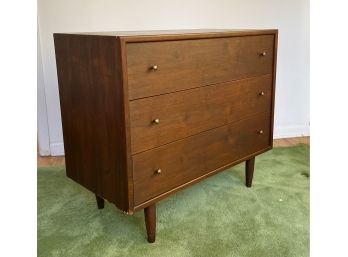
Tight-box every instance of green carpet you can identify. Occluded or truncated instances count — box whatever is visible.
[38,145,309,257]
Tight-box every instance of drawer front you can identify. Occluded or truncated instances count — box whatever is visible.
[126,35,274,99]
[133,112,271,205]
[130,75,273,154]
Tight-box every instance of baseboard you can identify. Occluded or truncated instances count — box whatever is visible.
[49,142,65,156]
[46,125,309,156]
[273,125,310,139]
[38,148,51,156]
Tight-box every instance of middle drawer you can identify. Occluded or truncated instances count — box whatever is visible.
[129,75,273,154]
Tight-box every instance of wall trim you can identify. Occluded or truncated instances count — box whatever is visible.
[273,124,310,139]
[50,142,65,156]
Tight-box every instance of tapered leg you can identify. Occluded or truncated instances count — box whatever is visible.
[144,204,156,243]
[95,195,105,209]
[245,157,255,187]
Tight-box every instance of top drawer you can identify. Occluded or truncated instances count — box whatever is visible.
[126,35,274,99]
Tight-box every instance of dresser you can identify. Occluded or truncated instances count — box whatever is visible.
[54,29,278,243]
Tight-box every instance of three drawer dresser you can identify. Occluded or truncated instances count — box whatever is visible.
[54,29,278,243]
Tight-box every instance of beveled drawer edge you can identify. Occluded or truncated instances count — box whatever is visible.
[131,110,272,156]
[129,73,273,101]
[132,146,272,212]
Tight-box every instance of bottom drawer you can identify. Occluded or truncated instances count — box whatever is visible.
[133,112,271,205]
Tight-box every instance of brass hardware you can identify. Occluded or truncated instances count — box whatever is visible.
[155,169,162,174]
[259,91,265,96]
[260,52,266,56]
[153,118,160,124]
[151,65,158,71]
[258,130,264,134]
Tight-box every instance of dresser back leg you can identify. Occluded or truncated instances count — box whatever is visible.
[144,204,156,243]
[245,157,255,187]
[95,195,105,209]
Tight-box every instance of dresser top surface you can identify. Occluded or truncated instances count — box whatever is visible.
[54,29,277,42]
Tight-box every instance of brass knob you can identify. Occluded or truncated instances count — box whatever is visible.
[153,118,160,124]
[258,130,264,134]
[259,91,265,96]
[260,52,267,56]
[155,169,162,174]
[151,65,158,71]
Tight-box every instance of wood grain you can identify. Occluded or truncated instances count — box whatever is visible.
[130,75,273,154]
[51,30,281,217]
[133,112,271,205]
[54,34,132,212]
[273,136,310,147]
[52,30,282,242]
[127,35,275,99]
[269,31,278,146]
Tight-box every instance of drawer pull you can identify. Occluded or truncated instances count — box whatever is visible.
[153,118,160,124]
[259,91,265,96]
[150,65,158,71]
[258,130,264,134]
[154,169,162,175]
[260,52,267,56]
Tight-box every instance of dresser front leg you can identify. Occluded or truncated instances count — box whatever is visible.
[144,204,156,243]
[245,157,255,187]
[95,195,105,209]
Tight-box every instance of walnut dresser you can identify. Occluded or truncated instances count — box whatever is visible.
[54,29,278,243]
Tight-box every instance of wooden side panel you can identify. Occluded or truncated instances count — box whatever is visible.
[270,30,278,147]
[133,111,271,205]
[54,34,131,212]
[126,35,274,99]
[129,75,272,154]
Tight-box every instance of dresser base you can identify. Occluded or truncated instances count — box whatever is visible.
[92,158,257,243]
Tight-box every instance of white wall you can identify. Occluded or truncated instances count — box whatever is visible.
[37,0,309,156]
